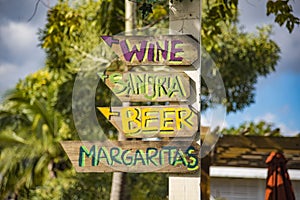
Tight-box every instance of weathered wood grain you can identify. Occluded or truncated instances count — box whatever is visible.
[99,71,191,102]
[97,105,199,138]
[60,140,200,173]
[101,35,199,65]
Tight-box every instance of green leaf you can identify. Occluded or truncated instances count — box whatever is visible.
[0,131,27,147]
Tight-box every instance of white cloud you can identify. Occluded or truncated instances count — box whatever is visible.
[277,123,299,137]
[254,112,276,123]
[0,63,15,76]
[0,21,39,58]
[0,63,19,96]
[238,0,273,32]
[0,59,43,98]
[253,112,299,136]
[273,26,300,72]
[0,0,54,25]
[201,105,227,131]
[0,20,45,97]
[239,0,300,73]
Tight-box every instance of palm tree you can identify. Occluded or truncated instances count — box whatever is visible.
[0,90,69,199]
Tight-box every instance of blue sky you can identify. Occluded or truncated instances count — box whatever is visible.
[0,0,299,136]
[225,0,300,136]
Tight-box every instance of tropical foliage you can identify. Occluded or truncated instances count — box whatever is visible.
[0,88,71,198]
[221,120,281,136]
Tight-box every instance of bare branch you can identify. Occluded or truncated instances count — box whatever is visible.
[28,0,50,22]
[28,0,41,22]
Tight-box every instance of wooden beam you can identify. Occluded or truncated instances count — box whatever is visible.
[212,135,300,169]
[201,154,211,200]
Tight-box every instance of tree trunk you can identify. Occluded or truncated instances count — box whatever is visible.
[109,0,135,199]
[110,172,125,200]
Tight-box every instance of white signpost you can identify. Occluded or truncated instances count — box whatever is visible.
[169,0,202,200]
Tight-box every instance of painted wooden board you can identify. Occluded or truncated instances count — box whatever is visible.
[97,105,199,138]
[101,35,198,65]
[60,140,200,173]
[99,71,191,102]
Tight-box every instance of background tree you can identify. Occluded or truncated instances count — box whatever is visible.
[221,120,282,136]
[0,86,71,199]
[0,1,124,199]
[201,0,281,112]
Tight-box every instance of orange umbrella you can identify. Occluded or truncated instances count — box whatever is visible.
[265,152,296,200]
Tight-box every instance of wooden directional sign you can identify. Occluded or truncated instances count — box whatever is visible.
[62,34,201,175]
[97,105,198,138]
[99,71,191,102]
[60,140,200,173]
[101,35,198,65]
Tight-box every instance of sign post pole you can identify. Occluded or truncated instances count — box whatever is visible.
[169,0,202,199]
[110,7,135,198]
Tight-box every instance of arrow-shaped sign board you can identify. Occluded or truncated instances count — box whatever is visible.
[60,140,200,173]
[97,105,198,138]
[101,35,198,66]
[99,71,192,102]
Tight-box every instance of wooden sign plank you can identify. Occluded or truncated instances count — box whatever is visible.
[101,35,198,65]
[99,71,191,102]
[97,105,199,138]
[60,140,200,173]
